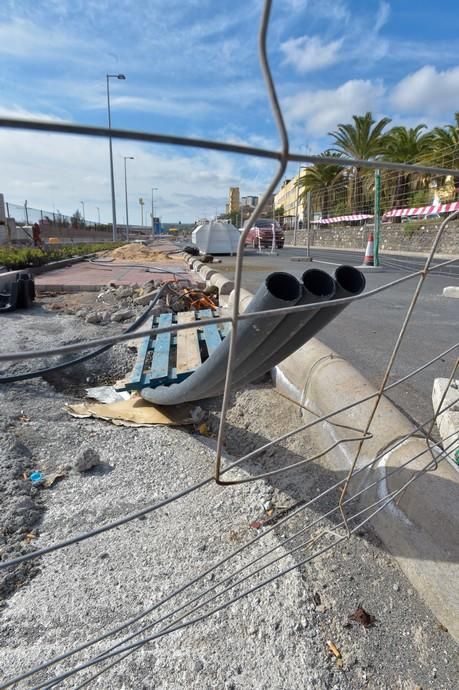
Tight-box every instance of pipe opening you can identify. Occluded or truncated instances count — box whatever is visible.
[335,265,366,295]
[302,268,336,298]
[265,272,301,301]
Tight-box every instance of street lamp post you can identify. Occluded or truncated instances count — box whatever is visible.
[123,156,134,242]
[139,197,144,227]
[151,187,158,237]
[106,73,126,242]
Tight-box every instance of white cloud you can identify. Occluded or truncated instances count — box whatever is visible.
[375,0,390,32]
[0,105,65,121]
[0,17,105,67]
[0,108,272,223]
[391,65,459,114]
[280,35,343,73]
[283,79,385,135]
[283,0,350,22]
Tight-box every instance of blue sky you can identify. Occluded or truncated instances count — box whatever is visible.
[1,0,458,222]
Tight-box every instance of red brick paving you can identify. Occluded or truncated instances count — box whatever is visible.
[35,261,202,291]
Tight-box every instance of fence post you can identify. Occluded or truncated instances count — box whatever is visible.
[306,190,311,258]
[374,168,381,266]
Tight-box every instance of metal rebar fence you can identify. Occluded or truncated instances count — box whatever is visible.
[0,0,458,686]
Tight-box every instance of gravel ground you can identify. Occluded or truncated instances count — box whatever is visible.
[0,307,458,689]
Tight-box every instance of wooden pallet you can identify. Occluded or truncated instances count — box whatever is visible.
[122,309,231,391]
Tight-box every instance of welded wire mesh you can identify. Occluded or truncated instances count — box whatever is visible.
[0,0,458,687]
[5,201,100,230]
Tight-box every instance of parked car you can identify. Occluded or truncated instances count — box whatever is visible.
[244,219,284,248]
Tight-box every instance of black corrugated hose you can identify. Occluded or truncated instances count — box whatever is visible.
[0,284,168,385]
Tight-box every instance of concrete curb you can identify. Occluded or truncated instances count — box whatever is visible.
[192,262,459,641]
[356,264,385,273]
[432,378,459,468]
[0,255,91,289]
[443,286,459,298]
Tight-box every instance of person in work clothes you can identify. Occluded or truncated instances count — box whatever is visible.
[32,222,42,247]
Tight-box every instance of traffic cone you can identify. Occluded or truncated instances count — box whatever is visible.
[363,231,374,266]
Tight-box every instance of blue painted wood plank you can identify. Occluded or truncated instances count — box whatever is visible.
[150,313,173,383]
[127,316,155,389]
[198,309,222,355]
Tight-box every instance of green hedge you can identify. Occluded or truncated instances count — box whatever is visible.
[0,243,123,270]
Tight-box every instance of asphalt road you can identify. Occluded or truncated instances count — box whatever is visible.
[216,246,459,428]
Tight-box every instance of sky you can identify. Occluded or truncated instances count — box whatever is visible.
[0,0,458,223]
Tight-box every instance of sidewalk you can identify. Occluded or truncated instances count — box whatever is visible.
[35,260,202,292]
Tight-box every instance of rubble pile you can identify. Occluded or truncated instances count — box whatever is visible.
[78,280,164,325]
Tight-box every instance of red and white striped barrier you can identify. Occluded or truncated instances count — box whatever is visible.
[383,201,459,219]
[312,213,373,224]
[309,200,459,225]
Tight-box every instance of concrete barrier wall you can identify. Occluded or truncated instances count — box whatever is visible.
[285,221,459,255]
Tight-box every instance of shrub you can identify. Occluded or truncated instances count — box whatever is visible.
[0,243,123,270]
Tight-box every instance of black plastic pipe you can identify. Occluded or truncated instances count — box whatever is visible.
[245,264,366,382]
[206,268,336,395]
[140,272,302,405]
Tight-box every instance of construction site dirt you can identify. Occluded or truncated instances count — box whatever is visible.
[0,301,458,690]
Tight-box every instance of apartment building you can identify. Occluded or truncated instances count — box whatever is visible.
[274,169,306,229]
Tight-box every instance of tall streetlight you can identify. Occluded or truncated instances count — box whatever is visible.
[80,200,85,226]
[123,156,134,242]
[106,73,126,242]
[151,187,158,237]
[139,197,144,227]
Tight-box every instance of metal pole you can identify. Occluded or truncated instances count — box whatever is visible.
[124,158,128,241]
[24,200,28,224]
[306,190,311,258]
[374,168,381,267]
[106,75,117,242]
[151,187,158,237]
[293,164,300,246]
[139,198,144,227]
[123,156,133,242]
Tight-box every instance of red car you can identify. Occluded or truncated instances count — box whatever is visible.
[244,219,284,249]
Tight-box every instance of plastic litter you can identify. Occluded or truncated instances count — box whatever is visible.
[29,471,43,483]
[326,640,342,659]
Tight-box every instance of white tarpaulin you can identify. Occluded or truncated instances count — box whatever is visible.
[192,220,240,254]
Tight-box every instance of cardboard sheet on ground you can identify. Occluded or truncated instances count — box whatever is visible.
[66,395,194,427]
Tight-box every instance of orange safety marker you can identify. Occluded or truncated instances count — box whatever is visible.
[363,231,374,266]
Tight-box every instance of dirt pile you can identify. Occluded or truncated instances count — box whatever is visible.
[102,244,174,262]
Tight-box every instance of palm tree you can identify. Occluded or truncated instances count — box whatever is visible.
[431,112,459,166]
[383,124,434,208]
[329,112,391,212]
[298,151,343,218]
[431,113,459,196]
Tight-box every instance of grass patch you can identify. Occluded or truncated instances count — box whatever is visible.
[0,243,123,270]
[402,221,423,239]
